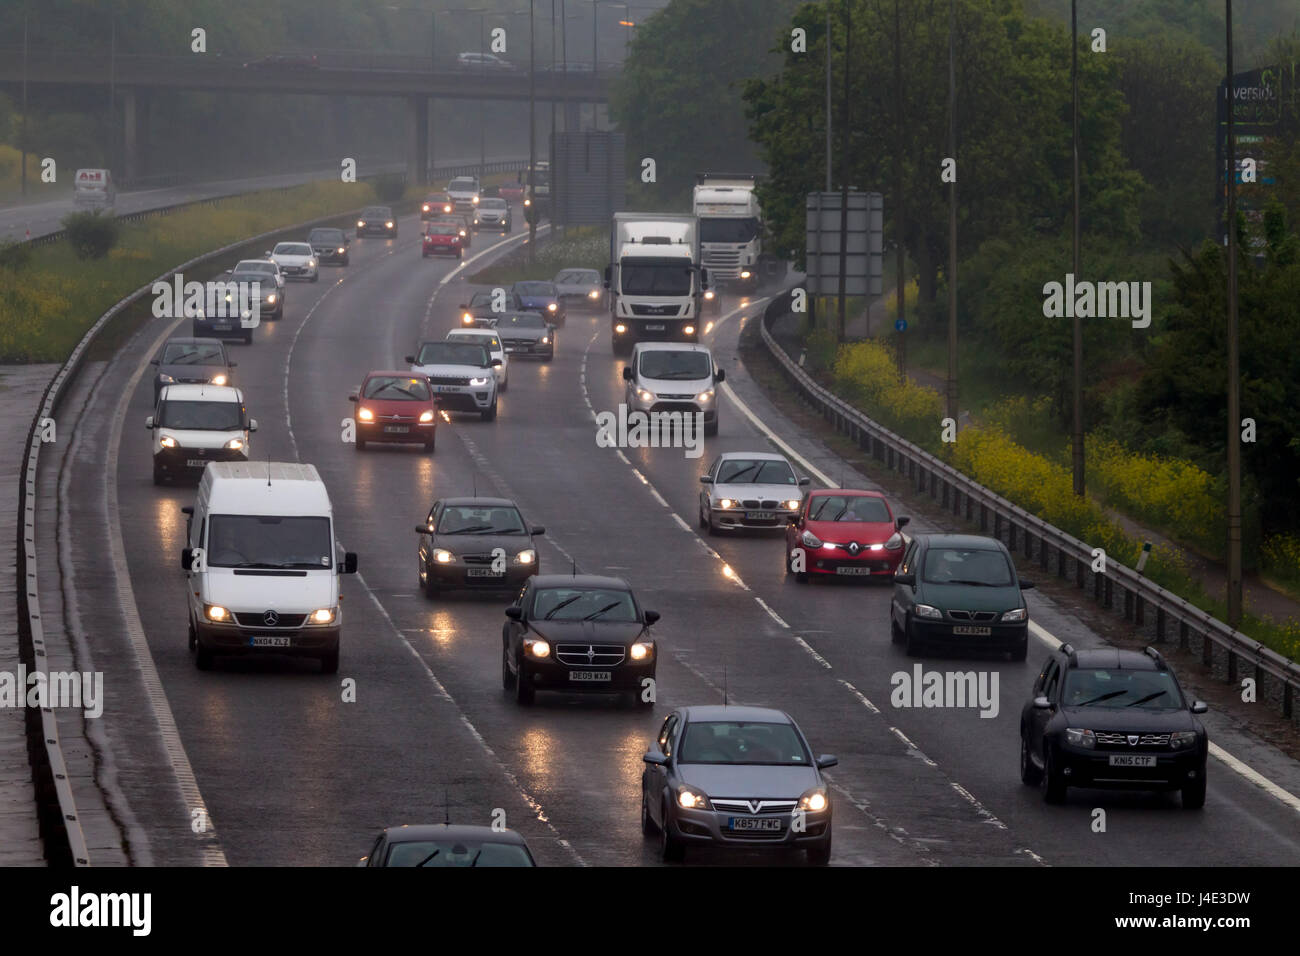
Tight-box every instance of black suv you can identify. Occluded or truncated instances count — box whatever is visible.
[1020,644,1209,808]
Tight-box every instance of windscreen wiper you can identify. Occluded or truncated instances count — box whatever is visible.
[1125,691,1168,707]
[1076,690,1128,707]
[544,595,583,620]
[582,602,622,621]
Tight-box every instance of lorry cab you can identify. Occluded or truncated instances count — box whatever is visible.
[181,461,358,674]
[606,213,708,356]
[694,173,763,298]
[73,168,116,211]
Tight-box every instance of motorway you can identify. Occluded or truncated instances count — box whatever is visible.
[48,209,1300,867]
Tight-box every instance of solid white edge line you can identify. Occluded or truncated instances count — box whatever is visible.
[718,379,836,487]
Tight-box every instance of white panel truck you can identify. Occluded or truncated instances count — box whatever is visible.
[604,212,709,355]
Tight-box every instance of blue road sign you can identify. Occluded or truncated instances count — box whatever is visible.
[895,318,907,332]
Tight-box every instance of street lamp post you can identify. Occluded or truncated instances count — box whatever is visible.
[946,0,957,424]
[1070,0,1084,497]
[529,0,537,262]
[1225,0,1243,626]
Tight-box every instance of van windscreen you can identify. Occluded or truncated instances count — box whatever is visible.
[206,515,332,569]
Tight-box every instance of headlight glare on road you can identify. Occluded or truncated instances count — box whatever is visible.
[159,436,177,448]
[799,787,828,812]
[914,604,942,620]
[515,549,536,565]
[1066,728,1096,750]
[419,410,435,423]
[204,604,230,622]
[309,607,336,625]
[433,549,454,564]
[800,530,822,549]
[630,642,652,660]
[676,786,711,811]
[357,407,374,421]
[1001,608,1028,622]
[1170,731,1198,750]
[525,638,550,658]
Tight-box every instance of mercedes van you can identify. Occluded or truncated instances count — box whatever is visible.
[181,461,358,673]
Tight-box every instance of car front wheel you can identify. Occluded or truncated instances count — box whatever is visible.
[1181,769,1207,809]
[1019,735,1042,785]
[660,801,684,862]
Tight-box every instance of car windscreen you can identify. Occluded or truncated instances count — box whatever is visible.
[678,721,810,766]
[436,505,525,535]
[1062,669,1186,710]
[555,270,597,286]
[384,840,532,867]
[531,587,637,622]
[699,217,759,244]
[479,199,507,209]
[362,376,431,401]
[921,548,1013,586]
[206,515,332,570]
[496,313,546,328]
[807,495,890,523]
[469,292,506,308]
[447,333,500,349]
[161,342,225,366]
[716,458,795,484]
[619,261,693,296]
[415,342,489,366]
[309,229,343,242]
[362,207,390,217]
[234,264,276,277]
[513,282,554,297]
[448,179,476,191]
[273,243,311,256]
[157,400,243,431]
[426,224,458,235]
[639,350,711,381]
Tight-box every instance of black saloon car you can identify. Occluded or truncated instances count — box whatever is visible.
[358,824,536,867]
[416,497,543,597]
[308,227,350,265]
[356,206,397,238]
[151,337,235,403]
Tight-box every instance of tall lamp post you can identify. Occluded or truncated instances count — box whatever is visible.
[1224,0,1242,626]
[1070,0,1084,496]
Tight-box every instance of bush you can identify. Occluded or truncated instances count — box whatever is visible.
[61,211,121,260]
[373,173,407,203]
[0,239,33,271]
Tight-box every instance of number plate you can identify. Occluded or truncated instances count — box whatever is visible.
[466,568,504,578]
[249,635,291,648]
[644,323,666,331]
[745,511,775,521]
[212,323,232,330]
[728,817,782,832]
[382,425,410,434]
[1108,754,1157,768]
[436,385,462,393]
[569,670,612,682]
[952,625,992,635]
[186,458,208,468]
[836,566,873,575]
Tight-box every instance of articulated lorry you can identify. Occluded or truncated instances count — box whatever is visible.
[604,212,709,355]
[693,173,778,306]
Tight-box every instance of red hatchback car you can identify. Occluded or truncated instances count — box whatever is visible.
[785,489,909,581]
[423,222,463,258]
[349,371,439,452]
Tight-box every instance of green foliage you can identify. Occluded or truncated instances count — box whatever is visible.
[0,238,32,271]
[61,211,121,260]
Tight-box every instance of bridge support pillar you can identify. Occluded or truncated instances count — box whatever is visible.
[407,95,429,186]
[123,89,150,184]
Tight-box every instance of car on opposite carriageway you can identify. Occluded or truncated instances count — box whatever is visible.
[357,206,397,238]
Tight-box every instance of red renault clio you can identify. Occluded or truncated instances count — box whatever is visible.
[785,489,909,581]
[349,371,439,452]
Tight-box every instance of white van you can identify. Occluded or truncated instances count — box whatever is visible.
[622,341,725,436]
[73,168,116,211]
[180,462,359,673]
[146,384,256,485]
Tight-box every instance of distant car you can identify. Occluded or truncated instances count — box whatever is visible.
[698,451,809,535]
[308,227,349,266]
[146,384,256,485]
[406,340,501,421]
[511,280,564,324]
[641,705,836,864]
[422,222,463,259]
[359,824,536,867]
[473,197,512,231]
[493,311,555,361]
[786,489,909,582]
[456,52,515,71]
[416,496,543,597]
[420,194,453,220]
[502,574,658,706]
[1020,644,1209,808]
[459,289,524,327]
[349,371,438,452]
[890,533,1033,660]
[446,327,508,389]
[429,213,472,248]
[225,259,285,323]
[151,338,236,404]
[499,181,526,204]
[445,177,481,214]
[243,53,319,69]
[267,241,318,282]
[554,268,603,312]
[357,206,397,238]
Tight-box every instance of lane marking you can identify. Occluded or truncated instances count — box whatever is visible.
[753,596,788,629]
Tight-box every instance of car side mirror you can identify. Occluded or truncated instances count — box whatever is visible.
[181,506,194,516]
[1019,580,1035,590]
[1191,701,1208,714]
[144,417,155,429]
[1033,696,1052,710]
[505,606,523,621]
[490,358,502,367]
[340,552,359,575]
[893,571,915,586]
[896,516,910,530]
[602,265,611,287]
[531,526,545,536]
[404,355,416,364]
[699,475,713,484]
[714,368,725,383]
[248,419,258,432]
[181,548,195,572]
[816,754,838,769]
[348,394,358,402]
[798,476,811,486]
[642,751,668,766]
[622,366,633,381]
[415,524,432,534]
[644,610,660,625]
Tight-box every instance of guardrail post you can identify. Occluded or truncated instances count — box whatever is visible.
[980,503,988,532]
[942,482,950,510]
[1135,593,1144,627]
[1202,630,1212,667]
[993,512,1001,539]
[1179,620,1190,652]
[1039,536,1049,569]
[1285,677,1293,719]
[1227,649,1237,685]
[1008,522,1017,552]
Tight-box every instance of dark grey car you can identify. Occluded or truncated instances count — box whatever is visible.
[493,311,555,360]
[151,338,235,404]
[553,268,604,312]
[415,497,544,597]
[358,824,535,866]
[641,705,836,864]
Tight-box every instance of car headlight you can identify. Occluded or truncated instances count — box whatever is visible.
[636,388,655,403]
[308,607,337,625]
[472,195,479,204]
[337,246,346,254]
[463,313,475,324]
[469,376,490,386]
[357,407,374,421]
[524,638,550,658]
[800,530,823,549]
[683,325,695,335]
[474,219,480,225]
[717,498,734,509]
[1065,728,1096,750]
[158,373,175,384]
[615,323,626,334]
[740,270,751,279]
[630,642,653,660]
[444,204,452,212]
[798,787,828,812]
[204,604,230,622]
[265,293,277,304]
[159,436,177,448]
[432,549,454,564]
[885,531,904,550]
[697,388,714,402]
[307,259,316,267]
[225,438,244,451]
[1170,731,1198,751]
[588,289,600,299]
[422,203,430,212]
[385,221,394,229]
[676,785,712,811]
[547,303,557,311]
[914,604,942,619]
[357,220,365,228]
[209,374,227,386]
[1001,608,1028,622]
[459,229,467,237]
[783,499,801,511]
[515,549,536,565]
[704,290,715,300]
[419,410,435,423]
